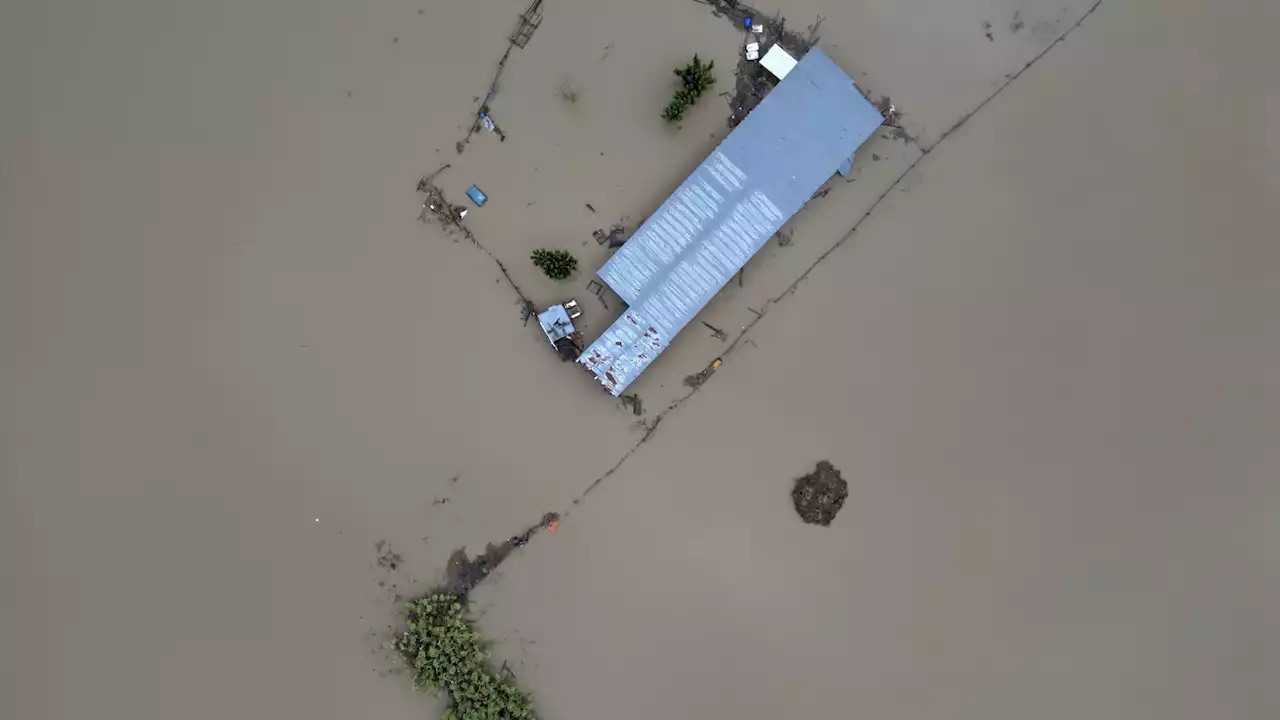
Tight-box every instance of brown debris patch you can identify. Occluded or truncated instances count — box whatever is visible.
[416,165,538,324]
[694,1,823,127]
[441,512,559,598]
[683,357,723,388]
[791,460,848,526]
[375,540,404,571]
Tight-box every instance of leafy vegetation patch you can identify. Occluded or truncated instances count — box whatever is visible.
[395,594,536,720]
[662,55,716,123]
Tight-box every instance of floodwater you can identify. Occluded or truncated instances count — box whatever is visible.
[3,1,1277,719]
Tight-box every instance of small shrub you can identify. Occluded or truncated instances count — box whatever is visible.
[555,79,579,105]
[395,594,535,720]
[662,55,716,123]
[531,248,577,281]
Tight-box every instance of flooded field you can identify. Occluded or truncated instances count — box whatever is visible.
[3,1,1277,719]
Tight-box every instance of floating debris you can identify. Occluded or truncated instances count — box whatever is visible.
[416,165,538,325]
[375,540,404,571]
[592,223,627,248]
[509,0,543,48]
[455,1,543,154]
[465,185,489,206]
[693,1,824,126]
[441,512,558,598]
[791,460,848,526]
[683,357,723,388]
[620,393,644,416]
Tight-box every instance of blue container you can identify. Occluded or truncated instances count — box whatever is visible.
[465,185,488,207]
[744,16,752,29]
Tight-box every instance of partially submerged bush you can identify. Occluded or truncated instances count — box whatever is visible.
[395,594,535,720]
[531,248,577,280]
[555,78,579,105]
[662,55,716,123]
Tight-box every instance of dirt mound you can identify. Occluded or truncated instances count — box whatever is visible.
[791,461,847,526]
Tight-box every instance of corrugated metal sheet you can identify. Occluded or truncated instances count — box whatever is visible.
[579,48,883,395]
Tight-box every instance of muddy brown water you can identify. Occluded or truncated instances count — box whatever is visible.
[4,1,1278,719]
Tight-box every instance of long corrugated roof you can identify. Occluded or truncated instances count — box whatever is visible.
[578,47,883,395]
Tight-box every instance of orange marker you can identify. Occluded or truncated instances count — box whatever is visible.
[547,520,560,532]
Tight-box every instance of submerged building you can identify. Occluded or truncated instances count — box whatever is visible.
[578,47,884,395]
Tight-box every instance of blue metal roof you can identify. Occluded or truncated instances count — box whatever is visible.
[578,48,883,395]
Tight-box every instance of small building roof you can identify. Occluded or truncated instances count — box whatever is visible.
[537,305,574,344]
[579,48,883,395]
[760,44,799,80]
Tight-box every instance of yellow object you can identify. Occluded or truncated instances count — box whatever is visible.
[711,358,723,369]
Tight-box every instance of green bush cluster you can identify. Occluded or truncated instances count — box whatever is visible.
[396,594,536,720]
[530,248,577,281]
[662,55,716,123]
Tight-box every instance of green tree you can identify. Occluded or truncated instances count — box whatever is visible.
[663,55,716,123]
[530,248,578,280]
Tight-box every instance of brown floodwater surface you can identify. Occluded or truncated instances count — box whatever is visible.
[3,1,1277,719]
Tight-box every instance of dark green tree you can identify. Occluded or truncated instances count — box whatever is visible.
[663,55,716,123]
[531,248,578,280]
